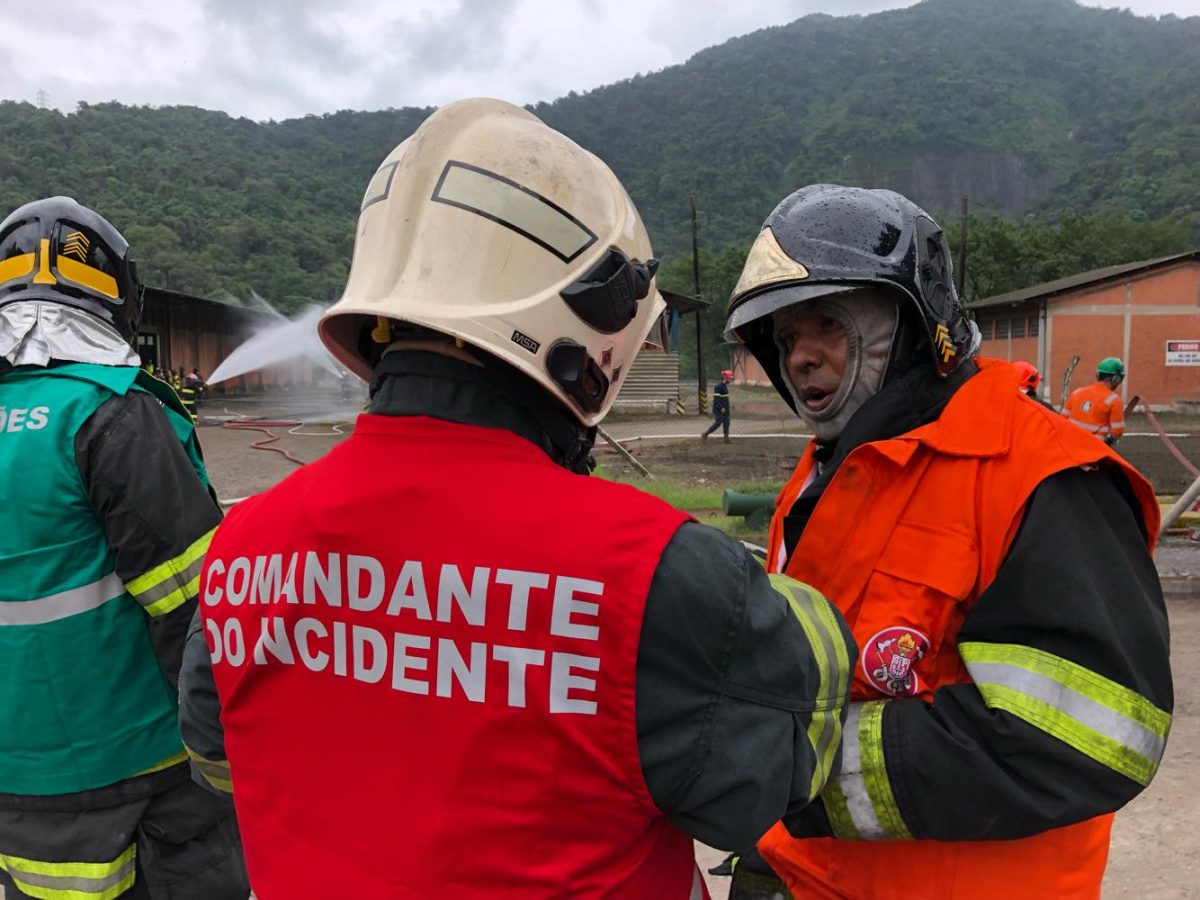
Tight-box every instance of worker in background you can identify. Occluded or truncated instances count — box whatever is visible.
[186,366,205,409]
[1064,356,1127,444]
[702,367,734,442]
[0,197,248,899]
[178,374,198,422]
[177,99,856,899]
[721,185,1170,900]
[1013,359,1041,399]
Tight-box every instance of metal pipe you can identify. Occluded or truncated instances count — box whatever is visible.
[596,425,652,479]
[1160,473,1200,538]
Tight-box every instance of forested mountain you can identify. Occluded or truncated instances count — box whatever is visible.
[0,0,1196,312]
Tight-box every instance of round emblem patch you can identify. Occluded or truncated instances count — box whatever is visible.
[863,627,930,697]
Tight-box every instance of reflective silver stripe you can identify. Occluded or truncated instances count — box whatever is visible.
[1068,418,1108,434]
[130,553,205,607]
[832,704,886,839]
[0,572,124,625]
[432,162,597,262]
[966,660,1167,764]
[690,865,703,900]
[1,845,136,899]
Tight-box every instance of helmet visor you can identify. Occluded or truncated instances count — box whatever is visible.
[724,283,856,343]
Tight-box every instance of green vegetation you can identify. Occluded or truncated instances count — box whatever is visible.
[595,468,780,541]
[0,0,1195,317]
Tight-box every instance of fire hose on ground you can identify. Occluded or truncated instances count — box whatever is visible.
[223,419,308,465]
[1128,397,1200,538]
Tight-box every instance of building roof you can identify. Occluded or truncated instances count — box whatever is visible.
[661,289,710,314]
[968,250,1200,311]
[143,285,277,322]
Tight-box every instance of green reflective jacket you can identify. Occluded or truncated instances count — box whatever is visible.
[0,362,207,794]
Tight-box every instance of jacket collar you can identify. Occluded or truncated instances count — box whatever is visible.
[902,358,1017,458]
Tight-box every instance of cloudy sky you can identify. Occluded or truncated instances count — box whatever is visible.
[1,0,1195,121]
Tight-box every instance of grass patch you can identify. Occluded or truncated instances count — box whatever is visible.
[594,465,777,543]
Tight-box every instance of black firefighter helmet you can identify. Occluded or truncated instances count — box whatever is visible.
[0,197,144,344]
[724,184,977,412]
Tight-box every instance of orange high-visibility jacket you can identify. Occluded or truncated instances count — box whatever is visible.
[759,359,1163,900]
[1064,380,1126,439]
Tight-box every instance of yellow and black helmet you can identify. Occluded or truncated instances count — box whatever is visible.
[0,196,143,344]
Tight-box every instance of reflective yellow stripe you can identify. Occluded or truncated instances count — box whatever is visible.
[185,746,233,794]
[125,528,215,616]
[821,779,861,840]
[821,701,910,840]
[961,641,1170,785]
[0,844,135,900]
[131,749,187,778]
[768,574,850,801]
[858,701,911,839]
[141,574,201,618]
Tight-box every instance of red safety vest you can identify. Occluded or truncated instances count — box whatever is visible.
[202,415,707,899]
[758,359,1158,900]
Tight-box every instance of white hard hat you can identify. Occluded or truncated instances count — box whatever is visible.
[319,98,663,426]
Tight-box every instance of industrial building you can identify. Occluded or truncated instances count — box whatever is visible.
[136,287,271,391]
[971,251,1200,408]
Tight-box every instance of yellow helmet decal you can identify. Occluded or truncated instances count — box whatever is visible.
[32,238,58,285]
[0,251,35,286]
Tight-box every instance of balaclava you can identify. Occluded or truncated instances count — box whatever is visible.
[771,285,901,441]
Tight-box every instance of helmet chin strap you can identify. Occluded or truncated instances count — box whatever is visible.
[773,289,900,442]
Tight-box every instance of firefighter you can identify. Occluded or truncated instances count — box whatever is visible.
[0,197,249,898]
[180,373,199,422]
[702,367,734,441]
[722,185,1171,900]
[177,99,857,899]
[1064,356,1127,444]
[1013,359,1041,399]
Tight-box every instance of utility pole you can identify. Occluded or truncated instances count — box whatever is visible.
[35,90,49,109]
[955,195,969,299]
[691,194,707,416]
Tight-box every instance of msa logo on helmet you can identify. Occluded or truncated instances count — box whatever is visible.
[510,329,541,354]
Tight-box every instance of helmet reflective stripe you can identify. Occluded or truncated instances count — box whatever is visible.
[0,250,35,285]
[432,161,598,263]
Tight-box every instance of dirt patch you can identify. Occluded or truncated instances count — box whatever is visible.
[598,435,805,486]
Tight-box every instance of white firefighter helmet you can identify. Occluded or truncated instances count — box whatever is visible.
[319,98,663,426]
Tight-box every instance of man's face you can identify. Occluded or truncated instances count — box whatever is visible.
[777,310,849,414]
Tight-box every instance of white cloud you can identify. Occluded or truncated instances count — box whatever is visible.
[0,0,1195,120]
